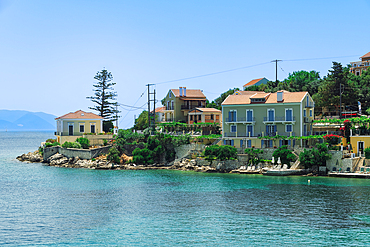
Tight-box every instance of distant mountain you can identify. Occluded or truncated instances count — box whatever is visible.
[0,110,57,130]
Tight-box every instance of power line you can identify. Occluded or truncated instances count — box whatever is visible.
[155,61,271,85]
[119,88,147,126]
[284,55,360,62]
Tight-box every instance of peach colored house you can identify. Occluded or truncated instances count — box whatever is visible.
[188,107,221,124]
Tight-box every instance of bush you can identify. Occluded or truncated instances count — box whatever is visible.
[62,141,82,149]
[204,145,237,161]
[132,147,154,165]
[76,137,90,149]
[244,148,263,165]
[46,138,57,143]
[107,147,120,164]
[272,145,296,167]
[299,143,331,169]
[103,139,108,146]
[365,147,370,159]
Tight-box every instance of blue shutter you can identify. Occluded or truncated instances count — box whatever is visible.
[266,125,269,135]
[228,111,231,122]
[223,140,226,145]
[231,140,234,146]
[288,140,291,146]
[274,125,277,134]
[270,140,273,147]
[293,140,296,147]
[261,140,264,148]
[279,140,282,147]
[233,111,236,122]
[247,140,251,148]
[240,140,243,148]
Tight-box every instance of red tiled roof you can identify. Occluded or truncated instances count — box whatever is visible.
[243,78,264,87]
[222,91,308,105]
[55,110,103,120]
[189,107,221,113]
[153,106,165,113]
[360,52,370,60]
[171,88,206,98]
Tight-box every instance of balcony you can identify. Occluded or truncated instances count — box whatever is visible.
[225,117,256,124]
[263,116,296,123]
[305,103,314,108]
[181,104,205,110]
[224,132,262,138]
[165,107,174,111]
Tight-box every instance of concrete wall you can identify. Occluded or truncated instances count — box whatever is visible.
[326,150,355,172]
[174,143,206,159]
[43,145,112,160]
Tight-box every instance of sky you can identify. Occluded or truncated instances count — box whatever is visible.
[0,0,369,129]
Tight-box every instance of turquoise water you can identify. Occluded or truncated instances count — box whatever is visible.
[2,132,370,246]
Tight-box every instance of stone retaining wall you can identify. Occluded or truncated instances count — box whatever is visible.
[43,146,112,160]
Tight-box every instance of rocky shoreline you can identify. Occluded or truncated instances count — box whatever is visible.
[16,151,221,173]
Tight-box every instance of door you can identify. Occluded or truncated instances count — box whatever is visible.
[358,141,364,156]
[68,124,73,136]
[91,124,95,134]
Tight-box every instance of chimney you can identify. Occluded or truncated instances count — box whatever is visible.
[184,87,187,97]
[179,87,183,97]
[277,91,283,102]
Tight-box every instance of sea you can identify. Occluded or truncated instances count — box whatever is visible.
[1,131,370,246]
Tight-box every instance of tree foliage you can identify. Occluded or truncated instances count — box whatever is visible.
[87,69,120,122]
[134,110,149,130]
[204,145,237,160]
[272,145,296,167]
[244,148,263,165]
[107,147,120,164]
[299,143,331,169]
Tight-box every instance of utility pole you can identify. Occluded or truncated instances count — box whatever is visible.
[271,59,282,83]
[146,84,156,130]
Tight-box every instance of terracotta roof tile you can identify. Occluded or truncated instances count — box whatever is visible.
[360,52,370,60]
[55,110,103,120]
[171,88,206,98]
[222,91,308,105]
[233,90,260,95]
[189,107,221,113]
[154,106,165,113]
[243,78,264,87]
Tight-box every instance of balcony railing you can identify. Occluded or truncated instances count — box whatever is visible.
[225,117,256,123]
[263,116,296,122]
[181,105,205,110]
[165,107,174,111]
[305,103,314,108]
[223,132,296,138]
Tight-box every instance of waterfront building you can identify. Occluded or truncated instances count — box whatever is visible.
[55,110,105,144]
[162,87,207,123]
[242,78,269,90]
[350,52,370,76]
[221,90,314,148]
[187,107,221,124]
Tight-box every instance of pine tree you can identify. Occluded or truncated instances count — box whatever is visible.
[87,69,120,131]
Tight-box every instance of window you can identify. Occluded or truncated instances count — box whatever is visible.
[190,115,193,121]
[246,109,253,121]
[285,108,292,121]
[169,91,172,98]
[91,124,96,133]
[198,115,201,121]
[171,101,174,110]
[167,101,170,110]
[231,125,237,133]
[247,125,253,137]
[228,110,237,122]
[303,109,306,117]
[210,114,214,120]
[79,124,85,133]
[247,140,252,148]
[266,125,276,136]
[310,109,312,117]
[224,140,234,146]
[286,124,292,132]
[267,109,275,121]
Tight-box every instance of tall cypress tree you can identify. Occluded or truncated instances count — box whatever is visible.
[87,69,120,131]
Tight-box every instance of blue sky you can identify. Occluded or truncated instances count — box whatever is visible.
[0,0,369,128]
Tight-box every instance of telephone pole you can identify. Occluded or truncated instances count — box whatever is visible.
[271,59,282,83]
[146,84,156,129]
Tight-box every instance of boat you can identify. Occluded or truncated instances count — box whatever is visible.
[262,168,304,176]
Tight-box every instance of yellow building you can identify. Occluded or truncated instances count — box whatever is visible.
[55,110,103,144]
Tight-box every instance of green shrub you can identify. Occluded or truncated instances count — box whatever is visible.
[62,141,82,149]
[299,143,331,169]
[365,147,370,159]
[46,138,57,143]
[204,145,237,161]
[132,147,154,164]
[44,142,53,148]
[38,146,44,155]
[76,137,89,149]
[245,148,264,165]
[272,145,296,167]
[103,139,108,146]
[107,147,120,163]
[92,158,96,161]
